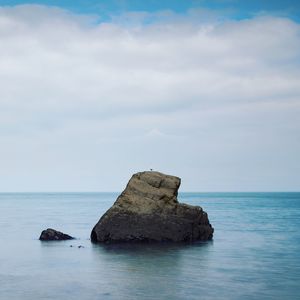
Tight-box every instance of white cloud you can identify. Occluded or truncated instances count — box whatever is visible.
[0,5,299,191]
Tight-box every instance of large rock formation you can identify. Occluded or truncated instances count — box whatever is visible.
[39,228,74,241]
[91,171,213,243]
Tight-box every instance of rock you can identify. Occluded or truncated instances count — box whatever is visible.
[91,171,214,243]
[39,228,74,241]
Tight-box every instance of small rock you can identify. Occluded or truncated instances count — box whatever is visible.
[39,228,74,241]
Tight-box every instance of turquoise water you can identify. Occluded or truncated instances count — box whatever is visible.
[0,192,299,300]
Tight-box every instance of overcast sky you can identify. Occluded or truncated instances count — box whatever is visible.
[0,1,299,192]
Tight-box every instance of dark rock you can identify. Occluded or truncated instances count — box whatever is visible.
[39,228,74,241]
[91,171,214,243]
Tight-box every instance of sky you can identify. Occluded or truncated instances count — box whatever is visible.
[0,0,299,192]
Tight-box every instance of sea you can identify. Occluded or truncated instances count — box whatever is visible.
[0,192,299,300]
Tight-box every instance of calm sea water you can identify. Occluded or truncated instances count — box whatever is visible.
[0,192,299,300]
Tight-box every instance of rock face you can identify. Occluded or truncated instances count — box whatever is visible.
[39,228,74,241]
[91,171,213,243]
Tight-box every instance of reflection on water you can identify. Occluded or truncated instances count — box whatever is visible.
[95,239,213,254]
[90,241,213,300]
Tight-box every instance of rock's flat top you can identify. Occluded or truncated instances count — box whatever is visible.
[91,171,214,243]
[39,228,74,241]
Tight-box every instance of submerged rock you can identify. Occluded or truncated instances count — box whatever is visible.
[91,171,214,243]
[39,228,74,241]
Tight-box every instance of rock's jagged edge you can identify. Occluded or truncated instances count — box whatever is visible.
[91,171,214,243]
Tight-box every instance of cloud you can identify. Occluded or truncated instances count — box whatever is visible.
[0,5,299,191]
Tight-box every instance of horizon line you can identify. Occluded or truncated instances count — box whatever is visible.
[0,191,299,194]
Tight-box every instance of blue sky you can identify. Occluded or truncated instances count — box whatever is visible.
[0,0,300,20]
[0,1,299,191]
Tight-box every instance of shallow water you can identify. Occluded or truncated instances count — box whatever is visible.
[0,192,299,299]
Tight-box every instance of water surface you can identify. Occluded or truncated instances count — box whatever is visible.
[0,192,299,299]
